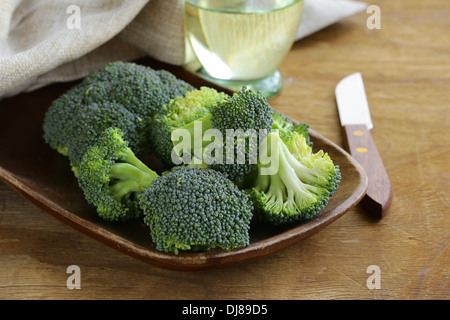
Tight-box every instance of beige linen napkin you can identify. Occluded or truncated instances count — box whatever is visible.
[297,0,367,39]
[0,0,367,98]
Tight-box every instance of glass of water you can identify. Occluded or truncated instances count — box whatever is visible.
[184,0,304,99]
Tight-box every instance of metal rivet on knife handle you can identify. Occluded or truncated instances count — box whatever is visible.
[356,147,368,153]
[353,130,365,136]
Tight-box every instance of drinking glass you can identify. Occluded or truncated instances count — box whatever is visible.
[184,0,304,99]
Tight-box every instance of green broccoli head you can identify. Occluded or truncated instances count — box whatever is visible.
[82,61,146,84]
[45,100,147,168]
[42,83,89,156]
[77,127,159,222]
[172,87,274,183]
[206,87,274,182]
[211,87,274,134]
[82,61,161,115]
[150,86,229,165]
[83,61,194,118]
[43,62,194,165]
[138,167,253,254]
[243,130,341,225]
[156,69,197,104]
[79,62,194,155]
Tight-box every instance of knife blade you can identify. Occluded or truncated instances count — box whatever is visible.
[335,73,392,219]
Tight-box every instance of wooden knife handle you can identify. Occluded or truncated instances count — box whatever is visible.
[343,124,393,219]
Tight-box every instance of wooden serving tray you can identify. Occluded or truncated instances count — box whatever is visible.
[0,58,367,270]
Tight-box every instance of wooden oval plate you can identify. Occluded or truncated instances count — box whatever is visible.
[0,58,368,270]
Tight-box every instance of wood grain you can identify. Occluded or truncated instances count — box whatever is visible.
[1,0,449,300]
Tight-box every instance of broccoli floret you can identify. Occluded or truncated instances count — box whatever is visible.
[172,87,274,183]
[42,83,89,156]
[150,86,229,165]
[242,130,341,225]
[82,61,145,84]
[82,62,194,154]
[44,100,147,169]
[43,83,145,164]
[82,61,161,115]
[43,61,194,164]
[211,87,274,134]
[77,127,159,222]
[156,69,197,104]
[83,61,194,118]
[272,112,312,147]
[138,167,253,254]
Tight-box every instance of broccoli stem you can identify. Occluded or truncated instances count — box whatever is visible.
[276,137,322,209]
[263,174,286,213]
[118,148,157,177]
[109,179,143,201]
[108,162,158,201]
[253,170,270,193]
[283,142,322,186]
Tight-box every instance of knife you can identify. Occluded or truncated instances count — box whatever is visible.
[335,73,392,219]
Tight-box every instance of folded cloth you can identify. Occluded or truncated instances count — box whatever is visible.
[296,0,367,39]
[0,0,367,98]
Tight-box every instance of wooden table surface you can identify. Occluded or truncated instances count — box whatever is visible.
[1,0,449,300]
